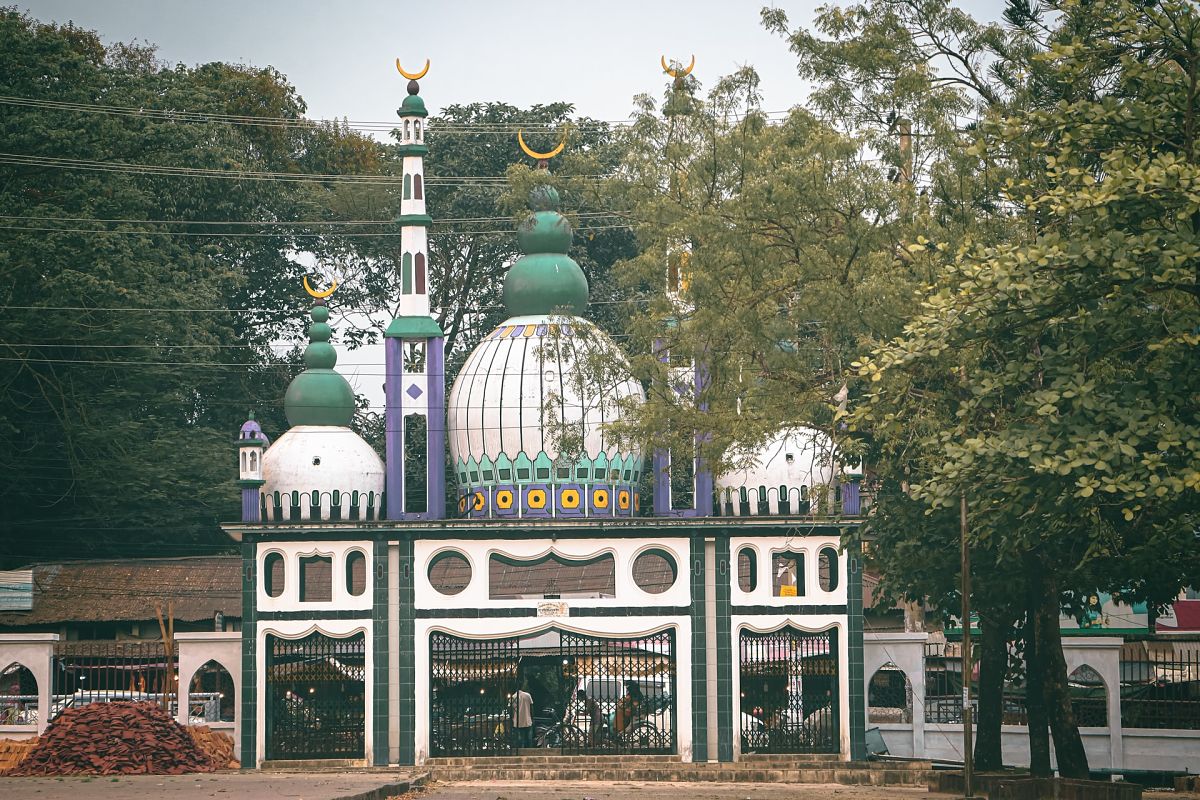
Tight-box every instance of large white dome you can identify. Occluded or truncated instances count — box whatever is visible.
[447,314,644,519]
[715,427,838,516]
[261,426,385,522]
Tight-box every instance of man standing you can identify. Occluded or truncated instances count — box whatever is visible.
[512,683,534,748]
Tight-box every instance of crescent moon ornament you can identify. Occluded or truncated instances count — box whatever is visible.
[303,276,338,299]
[661,54,696,78]
[517,129,566,161]
[395,58,430,80]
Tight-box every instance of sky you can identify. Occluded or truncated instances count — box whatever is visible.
[17,0,1006,409]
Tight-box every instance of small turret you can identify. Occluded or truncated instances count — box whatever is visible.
[236,411,268,522]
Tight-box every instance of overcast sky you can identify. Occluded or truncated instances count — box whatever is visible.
[19,1,1004,124]
[18,0,1006,410]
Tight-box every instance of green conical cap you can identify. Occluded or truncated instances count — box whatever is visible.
[284,304,355,427]
[503,184,588,316]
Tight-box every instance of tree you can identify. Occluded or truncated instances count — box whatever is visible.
[856,0,1200,778]
[0,10,383,566]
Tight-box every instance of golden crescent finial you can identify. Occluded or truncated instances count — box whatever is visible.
[395,58,430,81]
[303,276,338,299]
[661,54,695,78]
[518,129,566,161]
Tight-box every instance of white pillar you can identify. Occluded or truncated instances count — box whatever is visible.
[1061,636,1124,771]
[864,631,928,758]
[0,633,58,735]
[174,631,242,760]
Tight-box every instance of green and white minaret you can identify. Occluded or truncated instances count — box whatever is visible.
[385,59,445,519]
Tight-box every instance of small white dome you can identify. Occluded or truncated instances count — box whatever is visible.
[447,314,644,518]
[260,426,385,522]
[715,427,838,516]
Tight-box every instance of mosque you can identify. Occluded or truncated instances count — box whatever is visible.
[224,64,868,768]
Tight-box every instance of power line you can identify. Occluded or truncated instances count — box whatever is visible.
[0,212,628,227]
[0,223,633,238]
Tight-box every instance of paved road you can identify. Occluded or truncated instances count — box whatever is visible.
[0,771,420,800]
[418,779,1189,800]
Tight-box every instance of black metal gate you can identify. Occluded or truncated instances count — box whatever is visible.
[557,629,676,754]
[266,631,365,760]
[429,631,519,756]
[739,626,839,754]
[428,628,677,756]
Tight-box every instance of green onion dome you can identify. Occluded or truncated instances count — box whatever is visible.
[283,304,356,427]
[503,185,589,316]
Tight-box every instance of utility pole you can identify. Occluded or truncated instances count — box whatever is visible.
[960,493,975,798]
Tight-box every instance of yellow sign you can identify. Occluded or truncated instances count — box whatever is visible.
[779,585,798,597]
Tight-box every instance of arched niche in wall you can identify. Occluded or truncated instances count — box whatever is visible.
[263,552,285,598]
[187,659,236,723]
[488,551,615,600]
[346,550,367,597]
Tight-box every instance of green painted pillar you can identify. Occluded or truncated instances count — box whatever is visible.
[847,548,867,760]
[689,533,708,762]
[240,537,258,767]
[372,538,389,765]
[715,533,734,762]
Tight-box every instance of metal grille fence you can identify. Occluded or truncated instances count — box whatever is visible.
[1120,643,1200,730]
[429,632,519,756]
[265,632,366,760]
[739,627,839,754]
[558,629,676,754]
[51,640,176,720]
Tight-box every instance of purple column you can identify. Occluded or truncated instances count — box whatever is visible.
[385,337,405,519]
[841,481,861,516]
[426,337,446,519]
[693,359,714,516]
[241,487,261,522]
[653,449,672,516]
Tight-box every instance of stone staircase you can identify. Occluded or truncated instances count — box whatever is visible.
[424,752,936,785]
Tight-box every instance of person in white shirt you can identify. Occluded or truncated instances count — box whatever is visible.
[512,683,534,748]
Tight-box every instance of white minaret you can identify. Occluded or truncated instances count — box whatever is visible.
[385,60,446,519]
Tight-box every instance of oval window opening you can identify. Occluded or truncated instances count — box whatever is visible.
[429,552,471,596]
[263,553,285,598]
[819,547,839,592]
[738,547,757,592]
[346,551,367,596]
[632,549,677,594]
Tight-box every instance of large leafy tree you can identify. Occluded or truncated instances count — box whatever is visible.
[856,0,1200,777]
[0,10,381,567]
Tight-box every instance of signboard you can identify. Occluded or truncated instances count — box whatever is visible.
[537,601,569,618]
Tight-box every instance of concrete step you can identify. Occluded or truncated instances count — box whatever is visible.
[260,758,368,770]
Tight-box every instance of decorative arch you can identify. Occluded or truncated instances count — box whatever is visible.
[0,662,38,726]
[186,659,236,723]
[1067,663,1108,727]
[867,661,913,723]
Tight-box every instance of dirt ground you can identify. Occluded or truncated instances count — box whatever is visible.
[1,775,1191,800]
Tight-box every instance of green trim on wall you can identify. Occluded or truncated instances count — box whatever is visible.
[397,538,416,765]
[714,533,733,762]
[395,214,433,227]
[689,533,708,763]
[237,479,265,488]
[847,549,866,761]
[372,539,389,765]
[240,538,257,767]
[395,144,429,156]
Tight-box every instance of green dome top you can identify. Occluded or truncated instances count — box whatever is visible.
[399,93,427,117]
[503,185,589,316]
[284,304,356,427]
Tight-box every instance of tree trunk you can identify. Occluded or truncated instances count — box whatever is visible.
[1037,574,1090,778]
[974,613,1007,771]
[1025,560,1052,777]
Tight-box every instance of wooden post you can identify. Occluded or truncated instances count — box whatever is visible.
[155,601,176,713]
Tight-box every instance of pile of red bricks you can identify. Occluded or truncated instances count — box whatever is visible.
[9,701,218,776]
